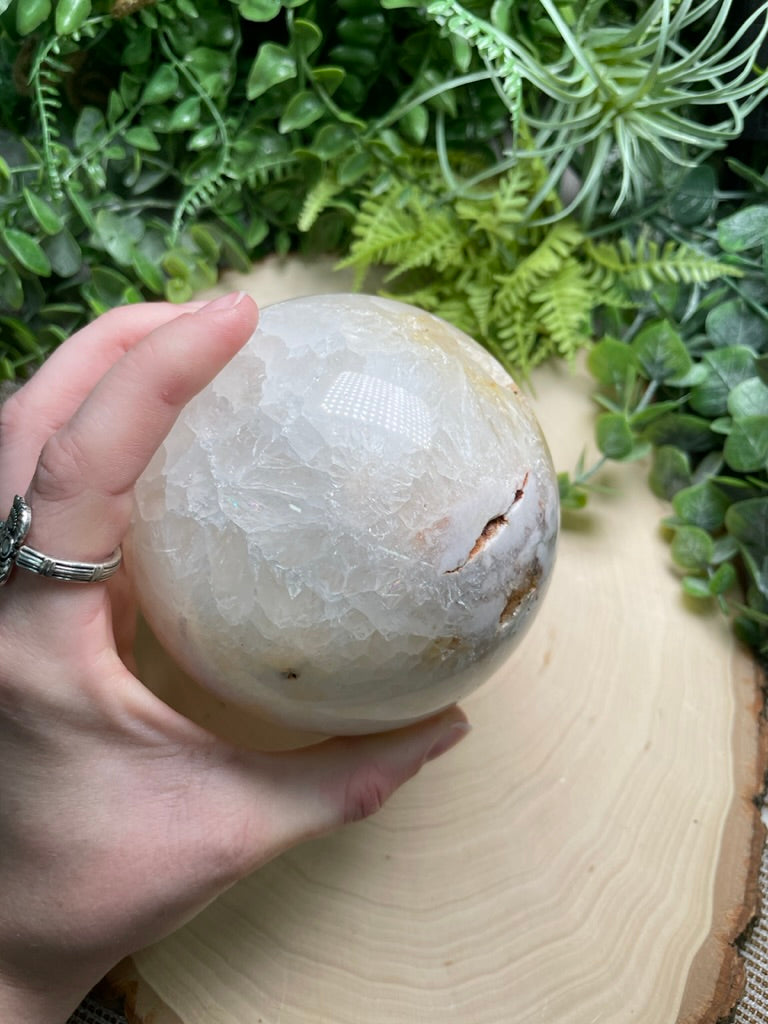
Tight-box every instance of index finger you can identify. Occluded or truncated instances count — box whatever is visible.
[0,301,207,505]
[23,291,258,565]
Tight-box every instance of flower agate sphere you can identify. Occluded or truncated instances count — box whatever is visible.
[130,295,559,734]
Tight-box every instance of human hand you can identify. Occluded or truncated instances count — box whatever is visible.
[0,294,470,1024]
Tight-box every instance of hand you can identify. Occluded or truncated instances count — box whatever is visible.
[0,294,470,1023]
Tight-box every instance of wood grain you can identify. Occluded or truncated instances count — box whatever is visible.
[113,259,766,1024]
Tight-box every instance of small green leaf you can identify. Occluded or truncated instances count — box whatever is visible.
[168,96,201,132]
[723,416,768,472]
[23,188,64,235]
[278,91,325,132]
[246,43,297,100]
[0,264,24,310]
[705,300,768,351]
[681,575,712,599]
[672,165,717,228]
[718,204,768,252]
[2,228,52,276]
[557,472,588,510]
[292,17,323,55]
[709,562,737,595]
[726,496,768,555]
[689,346,755,417]
[131,248,165,294]
[337,149,374,186]
[124,125,161,151]
[17,0,52,34]
[596,412,635,459]
[642,413,714,452]
[141,64,180,106]
[237,0,281,21]
[587,336,638,394]
[55,0,92,36]
[728,378,768,419]
[165,277,194,303]
[672,481,730,531]
[311,66,347,95]
[631,321,692,383]
[313,123,356,159]
[671,525,715,571]
[44,229,82,277]
[399,105,429,145]
[74,107,106,152]
[649,445,692,500]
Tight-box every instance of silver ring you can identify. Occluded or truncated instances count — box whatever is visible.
[0,495,122,585]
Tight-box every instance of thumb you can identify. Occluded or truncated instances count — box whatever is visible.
[204,707,471,881]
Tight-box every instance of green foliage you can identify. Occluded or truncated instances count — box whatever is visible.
[0,0,520,373]
[339,152,734,374]
[571,166,768,661]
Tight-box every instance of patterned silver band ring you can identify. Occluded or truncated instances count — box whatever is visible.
[0,495,122,585]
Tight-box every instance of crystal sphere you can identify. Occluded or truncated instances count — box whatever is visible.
[130,294,559,734]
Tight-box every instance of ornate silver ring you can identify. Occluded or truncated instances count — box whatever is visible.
[0,495,122,585]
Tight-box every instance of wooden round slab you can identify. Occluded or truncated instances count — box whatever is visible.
[112,258,766,1024]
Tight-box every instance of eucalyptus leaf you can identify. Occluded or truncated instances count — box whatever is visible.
[728,378,768,419]
[595,411,634,459]
[689,347,755,417]
[631,321,692,382]
[718,204,768,252]
[649,445,692,500]
[672,481,730,532]
[724,416,768,472]
[671,525,715,571]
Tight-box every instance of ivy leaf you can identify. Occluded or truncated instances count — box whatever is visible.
[2,228,52,276]
[246,43,297,100]
[723,416,768,472]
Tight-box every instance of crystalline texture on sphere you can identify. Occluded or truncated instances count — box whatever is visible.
[130,294,559,734]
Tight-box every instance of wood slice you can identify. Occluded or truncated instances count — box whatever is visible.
[112,258,767,1024]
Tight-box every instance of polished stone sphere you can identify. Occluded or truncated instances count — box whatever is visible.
[130,294,559,734]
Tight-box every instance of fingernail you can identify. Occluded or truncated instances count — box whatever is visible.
[201,290,248,312]
[424,722,472,763]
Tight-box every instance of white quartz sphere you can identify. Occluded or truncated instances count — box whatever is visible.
[130,294,558,734]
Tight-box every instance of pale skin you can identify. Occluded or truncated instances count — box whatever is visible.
[0,292,470,1023]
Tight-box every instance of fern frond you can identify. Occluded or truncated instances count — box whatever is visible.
[338,192,420,281]
[494,304,541,371]
[529,259,594,359]
[383,206,465,279]
[425,0,522,121]
[495,220,584,303]
[298,175,343,233]
[586,235,741,291]
[29,39,70,200]
[172,170,233,239]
